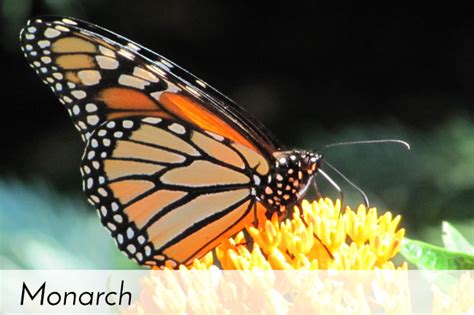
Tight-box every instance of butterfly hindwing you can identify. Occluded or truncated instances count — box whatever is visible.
[81,116,269,266]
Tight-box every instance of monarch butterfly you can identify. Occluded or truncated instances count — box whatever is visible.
[20,17,366,268]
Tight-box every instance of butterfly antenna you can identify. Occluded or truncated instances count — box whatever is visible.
[319,139,410,151]
[317,169,344,204]
[322,161,370,208]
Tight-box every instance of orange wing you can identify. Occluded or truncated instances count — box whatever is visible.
[20,16,279,156]
[81,116,270,266]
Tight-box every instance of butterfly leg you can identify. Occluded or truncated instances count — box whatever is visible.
[318,169,344,208]
[312,179,322,200]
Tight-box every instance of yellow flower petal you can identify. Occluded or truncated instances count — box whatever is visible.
[170,198,406,270]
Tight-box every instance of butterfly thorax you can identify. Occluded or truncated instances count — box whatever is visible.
[257,150,322,212]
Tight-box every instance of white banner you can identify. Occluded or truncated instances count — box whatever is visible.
[1,270,473,314]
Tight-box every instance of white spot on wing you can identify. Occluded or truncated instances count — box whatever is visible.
[205,131,224,141]
[127,42,140,51]
[79,121,88,131]
[118,49,134,60]
[85,103,97,112]
[146,64,167,77]
[55,25,70,32]
[62,18,77,25]
[142,117,161,124]
[113,214,123,223]
[87,115,99,126]
[100,206,107,216]
[133,67,158,82]
[196,79,207,88]
[118,74,149,89]
[72,105,81,115]
[123,120,134,128]
[40,56,52,64]
[185,85,200,97]
[52,72,63,80]
[97,188,107,197]
[78,70,102,86]
[160,59,174,68]
[127,244,136,254]
[253,175,261,186]
[44,28,61,38]
[99,46,116,57]
[106,121,116,128]
[71,90,87,99]
[168,123,185,134]
[96,56,119,69]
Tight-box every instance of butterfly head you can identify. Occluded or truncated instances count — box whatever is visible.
[258,150,322,212]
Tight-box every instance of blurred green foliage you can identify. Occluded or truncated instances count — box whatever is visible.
[400,225,474,270]
[0,179,136,269]
[442,221,474,254]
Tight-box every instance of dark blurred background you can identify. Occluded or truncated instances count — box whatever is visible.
[1,1,472,268]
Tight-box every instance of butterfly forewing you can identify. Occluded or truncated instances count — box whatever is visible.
[20,16,279,156]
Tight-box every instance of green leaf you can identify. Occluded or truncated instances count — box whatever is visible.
[441,221,474,254]
[400,238,474,270]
